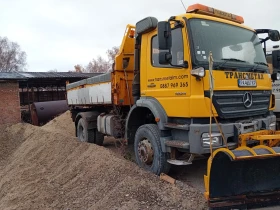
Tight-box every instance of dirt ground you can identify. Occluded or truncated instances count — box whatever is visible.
[0,111,207,210]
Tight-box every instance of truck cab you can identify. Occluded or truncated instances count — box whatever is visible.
[130,4,279,156]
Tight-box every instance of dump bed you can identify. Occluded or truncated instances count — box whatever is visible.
[66,72,112,105]
[66,25,136,107]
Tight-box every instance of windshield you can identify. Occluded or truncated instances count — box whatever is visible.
[188,18,268,72]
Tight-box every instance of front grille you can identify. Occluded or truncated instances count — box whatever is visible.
[205,90,271,119]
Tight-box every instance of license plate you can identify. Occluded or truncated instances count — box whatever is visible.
[238,79,257,87]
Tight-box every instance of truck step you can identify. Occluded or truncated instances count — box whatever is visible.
[167,154,195,165]
[165,140,190,149]
[164,123,189,130]
[167,159,193,165]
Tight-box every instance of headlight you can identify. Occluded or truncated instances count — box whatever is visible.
[191,67,205,78]
[269,122,276,130]
[202,133,222,147]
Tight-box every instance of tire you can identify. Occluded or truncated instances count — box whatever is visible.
[88,129,95,143]
[77,118,90,142]
[134,124,170,175]
[94,129,104,146]
[77,118,96,143]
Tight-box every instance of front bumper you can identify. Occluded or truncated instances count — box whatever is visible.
[188,114,276,154]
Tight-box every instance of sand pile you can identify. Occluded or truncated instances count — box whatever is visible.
[0,112,207,210]
[43,111,75,137]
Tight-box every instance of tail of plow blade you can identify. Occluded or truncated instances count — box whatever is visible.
[204,146,280,209]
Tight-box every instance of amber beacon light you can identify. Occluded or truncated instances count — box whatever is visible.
[186,3,244,24]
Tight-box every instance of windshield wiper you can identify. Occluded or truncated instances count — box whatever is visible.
[221,58,247,63]
[249,62,268,72]
[216,58,246,70]
[253,62,268,67]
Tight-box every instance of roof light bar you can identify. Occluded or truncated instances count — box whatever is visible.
[186,3,244,24]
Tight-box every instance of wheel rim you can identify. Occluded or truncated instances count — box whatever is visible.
[137,138,154,165]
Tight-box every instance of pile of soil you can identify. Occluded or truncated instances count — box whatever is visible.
[43,111,75,137]
[0,112,207,210]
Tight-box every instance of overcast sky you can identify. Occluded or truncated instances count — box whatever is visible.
[0,0,279,72]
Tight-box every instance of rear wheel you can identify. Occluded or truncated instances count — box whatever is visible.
[77,118,89,142]
[77,118,104,145]
[134,124,170,175]
[94,129,104,146]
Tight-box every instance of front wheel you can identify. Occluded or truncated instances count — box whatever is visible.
[134,124,170,175]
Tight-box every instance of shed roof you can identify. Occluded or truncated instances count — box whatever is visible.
[0,72,104,88]
[0,72,101,80]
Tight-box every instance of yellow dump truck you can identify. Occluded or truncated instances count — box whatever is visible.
[66,3,280,209]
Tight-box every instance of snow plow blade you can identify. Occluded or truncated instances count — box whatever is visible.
[204,146,280,209]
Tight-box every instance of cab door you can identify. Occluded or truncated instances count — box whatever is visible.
[142,26,191,117]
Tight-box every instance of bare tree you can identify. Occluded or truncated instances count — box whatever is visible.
[0,36,27,72]
[86,56,110,73]
[86,46,119,73]
[74,64,84,72]
[106,46,119,64]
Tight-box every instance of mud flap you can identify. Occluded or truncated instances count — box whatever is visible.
[204,146,280,209]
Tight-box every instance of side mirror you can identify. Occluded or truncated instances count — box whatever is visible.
[159,51,172,65]
[157,21,172,65]
[272,50,280,69]
[269,30,280,42]
[157,21,172,50]
[156,20,188,68]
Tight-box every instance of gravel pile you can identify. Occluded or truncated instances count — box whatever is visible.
[0,112,207,210]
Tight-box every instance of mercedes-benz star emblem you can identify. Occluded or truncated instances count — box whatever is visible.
[243,92,253,108]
